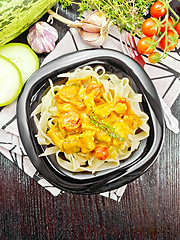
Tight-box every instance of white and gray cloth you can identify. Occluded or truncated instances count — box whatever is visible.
[0,25,179,200]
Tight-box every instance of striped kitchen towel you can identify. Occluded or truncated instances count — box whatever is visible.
[0,24,179,199]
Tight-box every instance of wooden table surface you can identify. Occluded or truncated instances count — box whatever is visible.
[0,3,180,240]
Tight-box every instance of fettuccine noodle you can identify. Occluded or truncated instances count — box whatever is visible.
[32,66,149,173]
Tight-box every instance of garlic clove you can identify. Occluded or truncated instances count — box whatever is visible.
[84,36,107,47]
[27,21,58,54]
[100,20,111,39]
[81,23,101,33]
[81,31,101,41]
[80,30,107,47]
[82,11,107,27]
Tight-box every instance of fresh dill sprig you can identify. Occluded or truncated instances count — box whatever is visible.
[88,113,125,142]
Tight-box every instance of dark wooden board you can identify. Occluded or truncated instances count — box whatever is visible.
[0,2,180,239]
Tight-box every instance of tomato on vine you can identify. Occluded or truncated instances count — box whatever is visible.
[150,1,167,18]
[137,37,155,54]
[148,52,161,64]
[138,0,179,63]
[175,21,180,37]
[142,18,158,37]
[159,31,178,51]
[160,18,174,33]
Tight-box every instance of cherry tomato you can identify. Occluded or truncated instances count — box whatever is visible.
[159,31,178,51]
[175,21,180,37]
[86,82,105,101]
[142,18,158,37]
[61,110,81,130]
[160,18,174,33]
[150,1,166,18]
[148,52,161,64]
[93,146,109,160]
[137,37,155,54]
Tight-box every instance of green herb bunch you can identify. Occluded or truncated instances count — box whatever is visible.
[59,0,156,36]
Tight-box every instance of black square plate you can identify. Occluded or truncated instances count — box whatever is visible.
[17,49,164,194]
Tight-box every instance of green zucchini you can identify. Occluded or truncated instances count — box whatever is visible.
[0,55,22,106]
[0,43,39,84]
[0,0,59,46]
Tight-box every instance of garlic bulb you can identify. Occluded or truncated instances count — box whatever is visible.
[48,10,111,47]
[27,21,58,54]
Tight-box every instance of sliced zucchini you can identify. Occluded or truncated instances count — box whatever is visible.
[0,43,39,84]
[0,55,22,106]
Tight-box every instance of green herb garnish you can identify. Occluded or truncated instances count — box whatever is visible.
[88,113,125,142]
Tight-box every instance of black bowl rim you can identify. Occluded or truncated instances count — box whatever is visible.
[17,48,165,194]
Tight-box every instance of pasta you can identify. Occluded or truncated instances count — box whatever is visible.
[31,66,149,173]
